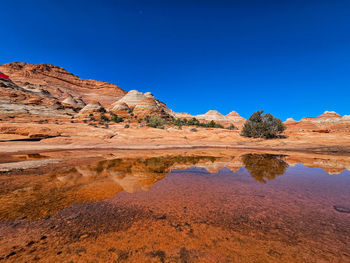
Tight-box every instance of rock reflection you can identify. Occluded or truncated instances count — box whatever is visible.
[242,154,289,183]
[0,155,217,220]
[1,152,349,221]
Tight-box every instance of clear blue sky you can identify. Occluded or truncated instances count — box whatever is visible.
[1,0,349,120]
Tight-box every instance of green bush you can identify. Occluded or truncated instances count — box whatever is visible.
[187,118,200,126]
[147,116,165,129]
[110,112,123,123]
[172,118,224,129]
[227,124,236,130]
[241,111,286,139]
[100,112,109,122]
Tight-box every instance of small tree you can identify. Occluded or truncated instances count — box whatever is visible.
[241,110,285,139]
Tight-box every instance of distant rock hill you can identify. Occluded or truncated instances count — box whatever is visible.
[174,110,246,128]
[285,111,350,132]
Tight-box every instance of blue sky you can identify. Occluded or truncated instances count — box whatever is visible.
[1,0,349,120]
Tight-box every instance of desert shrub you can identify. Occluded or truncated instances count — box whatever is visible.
[173,118,183,127]
[99,107,106,113]
[187,118,200,126]
[241,111,286,139]
[208,120,216,128]
[206,120,224,128]
[172,118,224,129]
[227,124,236,130]
[100,112,109,122]
[124,124,130,128]
[110,112,123,123]
[147,116,165,129]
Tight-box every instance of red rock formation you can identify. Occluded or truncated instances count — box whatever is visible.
[111,102,131,117]
[285,111,350,133]
[112,90,173,119]
[0,62,127,107]
[133,98,171,119]
[225,111,246,128]
[0,77,75,122]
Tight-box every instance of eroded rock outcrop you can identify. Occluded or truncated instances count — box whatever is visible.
[0,62,127,106]
[133,97,170,119]
[225,111,246,128]
[111,102,131,117]
[112,90,173,120]
[62,94,86,109]
[0,77,75,122]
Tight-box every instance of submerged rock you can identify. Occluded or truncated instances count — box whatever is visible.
[333,205,350,213]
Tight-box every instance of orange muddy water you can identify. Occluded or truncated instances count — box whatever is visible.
[0,153,349,262]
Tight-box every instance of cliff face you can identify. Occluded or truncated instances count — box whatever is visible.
[0,62,127,107]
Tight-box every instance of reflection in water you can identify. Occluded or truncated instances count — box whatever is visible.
[1,153,349,221]
[0,155,217,220]
[1,152,350,262]
[242,154,289,183]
